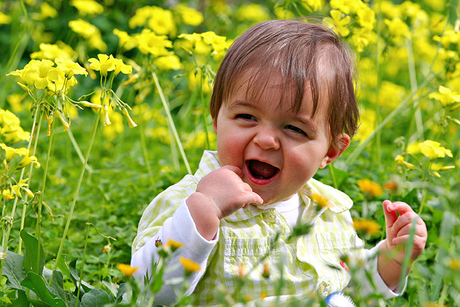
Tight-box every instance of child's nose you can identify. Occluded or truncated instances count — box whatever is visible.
[253,128,280,150]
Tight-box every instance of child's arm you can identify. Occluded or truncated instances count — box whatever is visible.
[377,200,427,291]
[186,165,264,240]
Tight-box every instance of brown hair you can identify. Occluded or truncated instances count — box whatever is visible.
[210,19,359,147]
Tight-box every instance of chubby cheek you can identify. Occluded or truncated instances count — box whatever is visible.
[216,133,245,168]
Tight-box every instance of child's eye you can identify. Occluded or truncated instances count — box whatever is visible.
[236,114,256,120]
[286,125,307,136]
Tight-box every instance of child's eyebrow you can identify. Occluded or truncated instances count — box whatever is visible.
[227,100,256,110]
[295,115,319,134]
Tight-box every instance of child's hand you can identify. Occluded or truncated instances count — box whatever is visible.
[382,200,427,264]
[195,165,264,218]
[186,165,263,240]
[378,200,427,290]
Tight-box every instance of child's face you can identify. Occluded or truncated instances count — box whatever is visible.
[213,75,349,206]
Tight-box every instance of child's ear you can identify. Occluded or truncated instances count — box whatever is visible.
[320,134,350,168]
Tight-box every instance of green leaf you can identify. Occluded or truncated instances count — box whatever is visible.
[11,289,30,307]
[50,270,69,304]
[21,230,45,276]
[430,212,454,302]
[20,272,66,307]
[2,250,27,291]
[68,258,94,295]
[80,288,113,307]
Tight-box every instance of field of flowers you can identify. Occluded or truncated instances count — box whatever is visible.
[0,0,459,306]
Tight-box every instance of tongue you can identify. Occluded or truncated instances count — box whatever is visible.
[250,160,278,179]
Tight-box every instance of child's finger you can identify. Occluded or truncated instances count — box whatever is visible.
[222,165,244,177]
[247,192,264,206]
[386,201,415,215]
[390,212,420,235]
[382,200,399,229]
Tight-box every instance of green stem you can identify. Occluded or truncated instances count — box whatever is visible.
[346,75,435,165]
[75,223,90,307]
[35,114,56,274]
[199,67,210,150]
[17,107,42,254]
[152,72,192,174]
[67,128,94,174]
[0,0,29,87]
[374,0,383,168]
[51,110,101,284]
[405,38,424,142]
[138,116,155,186]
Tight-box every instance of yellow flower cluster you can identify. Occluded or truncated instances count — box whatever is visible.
[178,31,231,61]
[70,0,104,16]
[397,140,455,178]
[325,0,376,52]
[88,54,132,77]
[114,29,180,70]
[116,263,139,276]
[353,218,381,237]
[68,19,107,51]
[429,86,460,108]
[129,5,203,35]
[8,58,87,95]
[357,179,384,197]
[30,42,75,61]
[0,144,40,170]
[0,109,30,144]
[87,54,136,129]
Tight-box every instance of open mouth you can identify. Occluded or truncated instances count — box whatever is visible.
[247,160,279,180]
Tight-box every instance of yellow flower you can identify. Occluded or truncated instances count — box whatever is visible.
[428,86,460,106]
[56,111,70,132]
[356,5,375,30]
[70,0,104,16]
[353,218,381,236]
[301,0,323,12]
[55,57,87,81]
[354,109,376,142]
[406,141,421,154]
[419,140,452,160]
[7,93,28,113]
[69,19,107,51]
[311,193,329,208]
[395,155,417,169]
[0,12,12,25]
[30,43,75,60]
[147,7,175,36]
[0,109,30,144]
[384,17,410,43]
[135,29,172,56]
[153,54,182,71]
[449,258,460,270]
[330,0,355,14]
[122,108,137,128]
[116,263,139,276]
[235,4,270,22]
[165,239,184,252]
[0,144,40,169]
[357,179,384,197]
[201,31,229,55]
[113,29,137,51]
[88,54,116,76]
[129,6,152,29]
[174,4,203,26]
[34,2,58,20]
[325,10,351,37]
[433,30,459,49]
[179,257,201,275]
